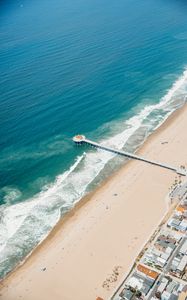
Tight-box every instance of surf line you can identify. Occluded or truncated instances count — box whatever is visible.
[73,135,186,177]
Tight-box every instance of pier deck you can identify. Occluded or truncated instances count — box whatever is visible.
[73,135,186,176]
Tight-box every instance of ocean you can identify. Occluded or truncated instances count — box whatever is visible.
[1,0,187,278]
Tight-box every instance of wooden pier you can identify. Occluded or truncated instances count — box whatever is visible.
[73,135,186,176]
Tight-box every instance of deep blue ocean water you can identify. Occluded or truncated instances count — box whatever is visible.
[1,0,187,278]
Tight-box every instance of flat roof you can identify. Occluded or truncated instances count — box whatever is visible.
[137,264,159,280]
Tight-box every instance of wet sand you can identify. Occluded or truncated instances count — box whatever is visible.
[1,105,187,300]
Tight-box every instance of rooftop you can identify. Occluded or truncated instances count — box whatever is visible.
[73,135,86,143]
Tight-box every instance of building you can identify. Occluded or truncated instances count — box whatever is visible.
[118,265,159,300]
[149,275,186,300]
[169,238,187,278]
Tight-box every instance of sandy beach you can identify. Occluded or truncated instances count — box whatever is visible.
[1,104,187,300]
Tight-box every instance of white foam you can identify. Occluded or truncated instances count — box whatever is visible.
[1,69,187,277]
[0,154,84,253]
[2,187,22,205]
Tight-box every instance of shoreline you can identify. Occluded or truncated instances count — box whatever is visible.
[0,105,182,280]
[1,103,187,300]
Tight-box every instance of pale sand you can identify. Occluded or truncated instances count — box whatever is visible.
[1,105,187,300]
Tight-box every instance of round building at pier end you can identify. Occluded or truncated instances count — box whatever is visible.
[73,135,86,144]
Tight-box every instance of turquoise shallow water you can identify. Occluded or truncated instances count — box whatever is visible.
[1,0,187,278]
